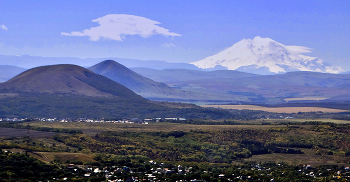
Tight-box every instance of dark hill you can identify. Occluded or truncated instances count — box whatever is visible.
[1,64,143,100]
[89,60,203,100]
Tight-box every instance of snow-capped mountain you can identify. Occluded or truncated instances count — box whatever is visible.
[192,36,343,74]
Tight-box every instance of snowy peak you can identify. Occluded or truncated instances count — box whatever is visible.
[192,36,343,74]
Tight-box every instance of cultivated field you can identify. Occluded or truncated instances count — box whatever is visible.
[0,128,58,138]
[23,121,286,135]
[283,97,328,102]
[201,104,350,113]
[243,150,350,166]
[36,152,96,163]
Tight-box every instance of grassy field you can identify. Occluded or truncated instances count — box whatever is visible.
[283,97,328,102]
[17,119,350,136]
[252,118,350,124]
[243,151,350,166]
[36,152,96,163]
[0,128,58,138]
[3,148,96,164]
[201,104,350,113]
[23,121,287,135]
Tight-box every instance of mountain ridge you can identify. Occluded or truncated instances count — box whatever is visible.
[0,55,201,70]
[89,60,223,101]
[132,68,350,103]
[0,65,27,83]
[89,60,192,99]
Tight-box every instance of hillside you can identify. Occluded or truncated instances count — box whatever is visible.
[0,64,143,100]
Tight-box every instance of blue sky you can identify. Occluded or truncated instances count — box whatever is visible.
[1,0,350,70]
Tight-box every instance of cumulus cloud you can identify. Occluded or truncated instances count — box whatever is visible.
[1,25,7,31]
[61,14,181,41]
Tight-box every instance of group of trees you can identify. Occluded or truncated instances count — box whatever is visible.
[0,121,83,134]
[52,124,349,164]
[0,149,63,181]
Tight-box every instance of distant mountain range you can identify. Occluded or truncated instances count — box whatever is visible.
[192,36,343,74]
[0,55,200,70]
[0,65,26,83]
[132,68,350,103]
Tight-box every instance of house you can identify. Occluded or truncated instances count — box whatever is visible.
[94,168,101,173]
[165,118,177,120]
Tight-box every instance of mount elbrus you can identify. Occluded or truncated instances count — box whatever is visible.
[192,36,343,74]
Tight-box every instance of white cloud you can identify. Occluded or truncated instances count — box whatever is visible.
[162,43,176,48]
[1,25,7,31]
[61,14,181,41]
[285,45,312,54]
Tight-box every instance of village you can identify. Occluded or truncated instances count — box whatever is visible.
[0,117,187,124]
[59,158,350,181]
